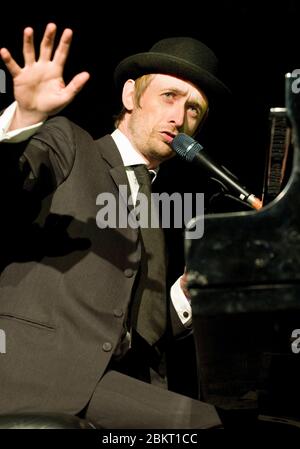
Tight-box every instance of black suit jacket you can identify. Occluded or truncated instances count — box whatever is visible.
[0,117,185,414]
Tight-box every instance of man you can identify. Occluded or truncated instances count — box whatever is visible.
[0,24,229,428]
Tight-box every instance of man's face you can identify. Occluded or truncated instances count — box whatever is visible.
[120,74,208,168]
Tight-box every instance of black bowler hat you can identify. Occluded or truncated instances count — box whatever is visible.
[114,37,230,105]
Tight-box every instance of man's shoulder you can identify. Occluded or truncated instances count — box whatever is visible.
[40,116,95,142]
[35,117,116,161]
[94,133,115,147]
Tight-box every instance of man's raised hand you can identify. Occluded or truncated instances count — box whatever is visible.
[0,23,90,129]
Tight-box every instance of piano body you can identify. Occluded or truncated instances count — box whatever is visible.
[186,73,300,427]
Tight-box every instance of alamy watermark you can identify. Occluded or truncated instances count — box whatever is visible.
[0,69,6,94]
[291,329,300,353]
[96,186,204,239]
[0,329,6,354]
[291,69,300,93]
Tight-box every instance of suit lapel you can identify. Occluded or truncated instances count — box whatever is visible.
[94,134,135,214]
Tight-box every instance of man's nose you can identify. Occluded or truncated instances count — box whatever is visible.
[169,105,186,130]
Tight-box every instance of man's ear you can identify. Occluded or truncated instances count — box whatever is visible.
[122,79,135,111]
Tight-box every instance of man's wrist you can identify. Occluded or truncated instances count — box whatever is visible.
[0,102,44,143]
[9,104,48,131]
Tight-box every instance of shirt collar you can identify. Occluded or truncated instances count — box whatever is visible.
[111,129,159,177]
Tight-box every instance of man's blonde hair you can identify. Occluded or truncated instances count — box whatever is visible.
[114,74,155,128]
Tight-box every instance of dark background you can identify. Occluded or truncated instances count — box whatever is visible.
[1,0,300,197]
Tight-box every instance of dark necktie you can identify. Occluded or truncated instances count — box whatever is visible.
[130,164,167,346]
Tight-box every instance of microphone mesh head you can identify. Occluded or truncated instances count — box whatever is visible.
[171,133,203,162]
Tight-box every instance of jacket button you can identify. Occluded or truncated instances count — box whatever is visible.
[102,342,112,352]
[124,268,134,278]
[113,309,124,318]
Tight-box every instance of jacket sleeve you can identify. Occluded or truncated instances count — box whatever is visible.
[0,116,77,229]
[7,116,76,194]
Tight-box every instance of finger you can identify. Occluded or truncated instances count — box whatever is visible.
[52,28,73,68]
[23,27,35,65]
[39,23,57,61]
[64,71,90,98]
[0,48,21,77]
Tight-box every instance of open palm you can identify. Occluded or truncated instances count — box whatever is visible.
[0,23,89,123]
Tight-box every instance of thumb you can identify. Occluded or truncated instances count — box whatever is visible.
[64,71,90,98]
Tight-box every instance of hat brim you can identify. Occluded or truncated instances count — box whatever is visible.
[114,52,231,106]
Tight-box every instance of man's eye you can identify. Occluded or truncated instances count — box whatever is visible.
[163,92,175,98]
[189,105,201,116]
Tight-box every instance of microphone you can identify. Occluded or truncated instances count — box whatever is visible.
[170,133,262,210]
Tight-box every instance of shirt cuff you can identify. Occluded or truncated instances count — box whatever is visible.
[0,101,44,143]
[170,277,192,328]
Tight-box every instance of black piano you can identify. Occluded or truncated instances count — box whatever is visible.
[186,73,300,429]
